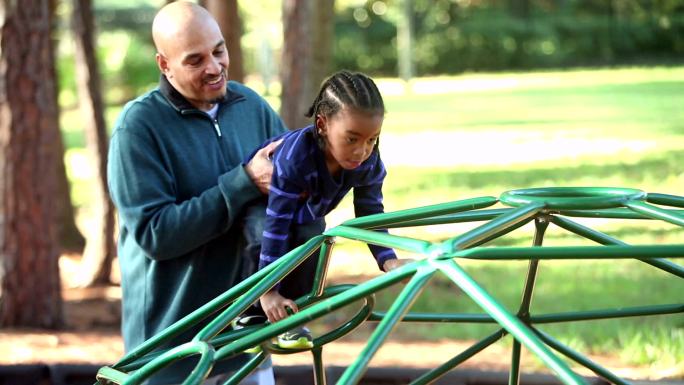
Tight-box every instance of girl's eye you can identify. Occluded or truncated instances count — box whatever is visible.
[346,137,357,144]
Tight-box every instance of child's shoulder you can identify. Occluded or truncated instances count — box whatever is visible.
[277,125,316,153]
[272,125,318,173]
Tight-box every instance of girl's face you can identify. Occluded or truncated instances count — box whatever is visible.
[317,108,383,174]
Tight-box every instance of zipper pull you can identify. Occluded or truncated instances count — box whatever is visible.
[213,119,222,137]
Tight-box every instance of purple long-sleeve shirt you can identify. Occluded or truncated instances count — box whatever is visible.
[249,125,397,271]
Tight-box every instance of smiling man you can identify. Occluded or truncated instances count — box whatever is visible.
[107,2,286,384]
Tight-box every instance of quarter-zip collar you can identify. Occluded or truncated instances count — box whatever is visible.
[158,74,245,114]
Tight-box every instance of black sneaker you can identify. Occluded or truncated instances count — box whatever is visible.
[276,326,313,349]
[232,315,267,353]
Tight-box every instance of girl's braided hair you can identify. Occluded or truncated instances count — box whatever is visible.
[306,70,385,149]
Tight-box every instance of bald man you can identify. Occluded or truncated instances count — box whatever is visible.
[107,2,285,384]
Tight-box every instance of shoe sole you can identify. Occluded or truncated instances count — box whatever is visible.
[277,337,313,349]
[244,346,262,354]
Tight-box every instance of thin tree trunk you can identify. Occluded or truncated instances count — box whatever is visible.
[71,0,116,287]
[280,0,334,129]
[0,0,63,328]
[205,0,244,83]
[51,0,86,253]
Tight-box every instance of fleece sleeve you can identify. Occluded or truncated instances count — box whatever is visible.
[107,128,262,261]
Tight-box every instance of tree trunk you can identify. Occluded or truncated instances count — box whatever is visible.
[397,0,415,82]
[71,0,116,287]
[0,0,64,328]
[51,0,86,253]
[205,0,244,83]
[280,0,335,129]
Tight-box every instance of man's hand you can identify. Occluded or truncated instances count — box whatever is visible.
[260,289,298,323]
[245,139,282,194]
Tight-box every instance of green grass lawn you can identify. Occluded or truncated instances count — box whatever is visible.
[62,66,684,374]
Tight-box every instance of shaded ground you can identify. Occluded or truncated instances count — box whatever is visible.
[0,256,680,382]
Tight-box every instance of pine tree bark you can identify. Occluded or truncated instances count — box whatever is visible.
[280,0,334,129]
[205,0,244,83]
[50,0,86,253]
[0,0,64,328]
[71,0,116,287]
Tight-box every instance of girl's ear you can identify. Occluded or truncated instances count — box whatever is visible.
[315,114,328,135]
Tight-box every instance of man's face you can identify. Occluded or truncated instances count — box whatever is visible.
[157,25,229,111]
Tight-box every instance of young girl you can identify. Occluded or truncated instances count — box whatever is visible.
[239,70,410,349]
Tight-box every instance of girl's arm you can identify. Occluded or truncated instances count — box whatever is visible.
[353,182,398,271]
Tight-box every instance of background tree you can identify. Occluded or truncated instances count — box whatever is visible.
[205,0,244,83]
[72,0,116,287]
[51,0,86,253]
[0,0,63,328]
[397,0,414,82]
[280,0,335,129]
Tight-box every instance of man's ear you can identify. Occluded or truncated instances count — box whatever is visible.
[156,53,170,77]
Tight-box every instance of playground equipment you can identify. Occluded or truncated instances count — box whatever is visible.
[95,187,684,385]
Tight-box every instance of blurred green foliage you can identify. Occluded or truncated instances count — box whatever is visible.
[54,0,684,106]
[335,0,684,75]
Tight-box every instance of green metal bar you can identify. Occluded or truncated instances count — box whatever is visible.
[214,260,419,360]
[517,217,549,319]
[435,259,585,385]
[114,236,324,368]
[369,208,510,229]
[409,329,507,385]
[625,200,684,227]
[559,208,684,219]
[313,294,374,347]
[509,341,522,385]
[122,341,214,385]
[467,216,535,249]
[220,352,266,385]
[454,244,684,260]
[550,216,684,278]
[116,326,262,372]
[534,328,632,385]
[500,187,646,210]
[312,347,327,385]
[336,267,435,385]
[511,216,550,385]
[368,312,496,323]
[647,192,684,208]
[324,226,433,254]
[531,303,684,323]
[341,196,498,228]
[549,215,627,246]
[312,238,335,297]
[446,202,545,252]
[194,236,325,342]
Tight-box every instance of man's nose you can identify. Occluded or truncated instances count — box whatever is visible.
[206,57,222,74]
